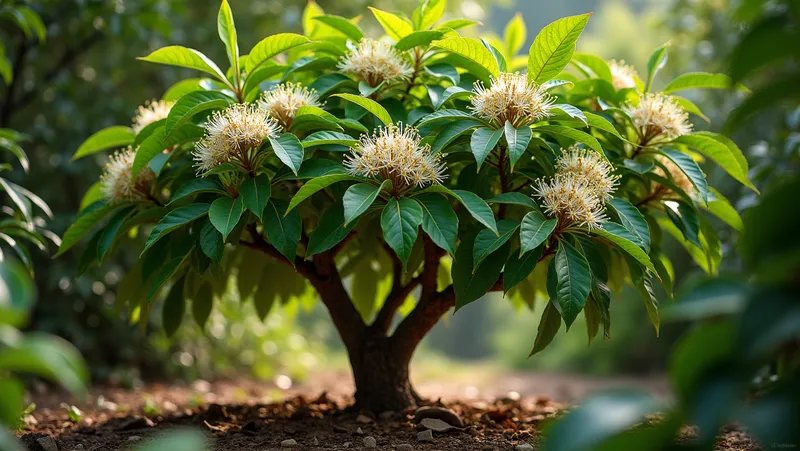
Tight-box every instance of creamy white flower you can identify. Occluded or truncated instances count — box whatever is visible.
[100,147,156,203]
[337,38,413,86]
[193,103,280,172]
[625,93,692,143]
[258,83,320,129]
[470,72,555,127]
[132,100,174,134]
[533,148,618,230]
[609,60,639,91]
[344,124,446,191]
[555,147,619,202]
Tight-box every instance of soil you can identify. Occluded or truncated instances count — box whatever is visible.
[17,372,760,451]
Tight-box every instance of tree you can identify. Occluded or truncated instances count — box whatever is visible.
[59,0,754,411]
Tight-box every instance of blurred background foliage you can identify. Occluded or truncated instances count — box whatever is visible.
[1,0,792,389]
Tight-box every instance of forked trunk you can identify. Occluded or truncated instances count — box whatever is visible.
[348,334,416,412]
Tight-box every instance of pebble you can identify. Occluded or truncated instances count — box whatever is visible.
[356,414,375,424]
[420,417,456,432]
[128,436,141,442]
[343,442,352,448]
[73,445,86,451]
[516,444,534,451]
[413,406,464,427]
[417,429,434,442]
[280,438,297,447]
[36,436,59,451]
[364,436,377,448]
[354,427,364,436]
[312,436,319,446]
[397,444,414,451]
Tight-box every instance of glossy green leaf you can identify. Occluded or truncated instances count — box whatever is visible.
[431,119,483,153]
[656,148,709,203]
[217,0,239,69]
[56,201,116,257]
[395,30,444,51]
[199,220,224,264]
[332,94,393,125]
[488,192,537,209]
[673,132,755,192]
[246,33,310,73]
[504,121,533,168]
[473,219,519,269]
[504,246,543,293]
[169,178,225,204]
[0,334,88,396]
[645,42,669,92]
[381,197,423,265]
[301,131,358,148]
[592,223,656,272]
[520,210,557,255]
[71,126,135,161]
[663,72,750,94]
[343,181,388,226]
[141,203,211,254]
[209,196,244,240]
[470,127,503,169]
[369,7,413,41]
[138,46,227,83]
[306,201,356,256]
[607,198,651,251]
[416,193,458,254]
[191,284,213,328]
[529,300,562,356]
[313,15,364,42]
[286,173,361,213]
[527,14,591,83]
[240,174,271,220]
[418,186,498,234]
[452,233,508,309]
[432,37,500,78]
[554,240,592,329]
[262,199,302,264]
[534,124,604,155]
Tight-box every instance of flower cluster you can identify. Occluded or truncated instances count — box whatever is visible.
[625,93,692,143]
[344,124,446,191]
[100,147,156,203]
[534,148,617,230]
[193,103,280,172]
[337,38,413,87]
[470,73,555,127]
[258,83,320,130]
[608,60,638,91]
[132,100,174,134]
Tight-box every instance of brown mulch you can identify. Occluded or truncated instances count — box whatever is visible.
[17,378,761,451]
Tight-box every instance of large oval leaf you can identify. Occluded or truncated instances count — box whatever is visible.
[246,33,310,73]
[592,223,656,272]
[71,126,135,161]
[138,46,227,83]
[306,201,356,256]
[520,210,557,255]
[470,127,504,169]
[527,14,591,83]
[369,7,413,41]
[286,173,361,213]
[554,240,592,329]
[473,219,519,269]
[343,181,388,226]
[607,197,651,252]
[417,193,458,254]
[380,197,423,265]
[504,121,533,168]
[240,174,272,220]
[262,199,302,264]
[268,133,305,175]
[432,36,500,79]
[209,196,244,240]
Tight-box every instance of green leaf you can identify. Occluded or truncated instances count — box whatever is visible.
[369,7,413,41]
[504,246,543,293]
[395,30,444,51]
[343,181,388,226]
[96,206,135,261]
[628,257,660,334]
[209,196,244,240]
[529,300,562,356]
[655,148,709,203]
[0,334,88,397]
[138,46,227,83]
[133,125,204,177]
[416,185,498,234]
[71,126,135,161]
[240,174,271,220]
[55,201,116,257]
[607,198,651,251]
[527,14,591,83]
[301,131,358,148]
[165,91,232,137]
[332,94,393,125]
[169,178,225,204]
[553,104,588,125]
[504,13,527,56]
[431,119,483,153]
[488,192,537,209]
[217,0,239,69]
[702,188,743,232]
[306,200,356,256]
[673,132,755,192]
[416,193,458,254]
[645,42,669,92]
[417,0,446,29]
[246,33,310,73]
[663,72,749,94]
[470,127,503,169]
[572,52,612,82]
[381,198,423,265]
[473,219,519,269]
[554,240,592,329]
[286,173,361,213]
[584,112,624,140]
[592,224,656,272]
[504,121,533,168]
[191,284,213,328]
[199,220,224,264]
[313,15,364,42]
[0,378,23,426]
[520,211,557,255]
[452,233,508,309]
[0,136,29,171]
[162,279,184,336]
[534,124,604,155]
[268,133,304,175]
[262,199,301,264]
[147,255,187,301]
[432,37,500,79]
[141,203,210,254]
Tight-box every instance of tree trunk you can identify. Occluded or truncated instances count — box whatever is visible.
[349,333,416,412]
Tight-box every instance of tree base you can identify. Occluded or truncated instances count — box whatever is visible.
[350,335,417,412]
